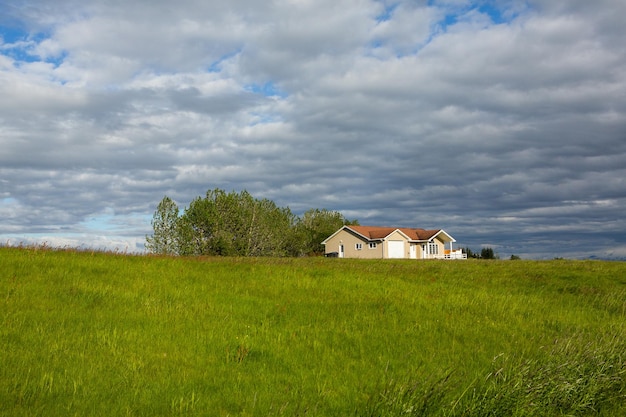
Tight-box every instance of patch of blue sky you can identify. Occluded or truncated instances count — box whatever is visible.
[0,24,30,43]
[206,48,242,73]
[478,2,519,24]
[375,3,398,22]
[441,12,459,28]
[368,3,397,53]
[432,2,520,33]
[1,41,39,63]
[364,39,389,59]
[43,50,67,68]
[0,24,64,65]
[244,81,287,99]
[384,2,530,61]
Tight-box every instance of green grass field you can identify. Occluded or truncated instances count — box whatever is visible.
[1,247,625,416]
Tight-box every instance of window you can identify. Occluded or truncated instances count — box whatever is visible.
[369,242,377,249]
[355,243,363,250]
[428,242,439,255]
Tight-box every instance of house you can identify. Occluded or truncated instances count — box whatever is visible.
[321,225,466,259]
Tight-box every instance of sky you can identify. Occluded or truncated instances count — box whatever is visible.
[1,0,625,259]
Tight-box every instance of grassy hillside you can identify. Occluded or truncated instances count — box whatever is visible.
[1,247,625,416]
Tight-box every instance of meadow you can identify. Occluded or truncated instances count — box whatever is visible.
[1,247,625,416]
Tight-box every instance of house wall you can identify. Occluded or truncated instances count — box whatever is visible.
[421,238,446,259]
[323,230,384,259]
[323,227,460,260]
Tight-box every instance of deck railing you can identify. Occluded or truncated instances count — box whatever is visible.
[442,249,468,259]
[444,251,467,259]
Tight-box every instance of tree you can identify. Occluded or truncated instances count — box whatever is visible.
[463,247,482,259]
[146,196,179,255]
[176,188,298,257]
[146,188,359,257]
[175,194,217,256]
[234,192,297,257]
[296,208,358,256]
[463,247,475,258]
[177,189,238,256]
[481,247,496,260]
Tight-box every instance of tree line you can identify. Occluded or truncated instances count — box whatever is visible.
[462,247,520,260]
[146,188,358,256]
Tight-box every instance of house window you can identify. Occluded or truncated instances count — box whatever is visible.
[428,242,439,255]
[355,243,363,250]
[369,242,377,249]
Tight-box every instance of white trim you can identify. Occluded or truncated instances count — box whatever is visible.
[321,226,351,245]
[431,229,456,243]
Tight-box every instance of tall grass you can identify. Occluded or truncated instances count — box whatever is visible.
[1,247,624,416]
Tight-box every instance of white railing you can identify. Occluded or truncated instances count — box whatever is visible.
[444,250,467,259]
[423,251,467,259]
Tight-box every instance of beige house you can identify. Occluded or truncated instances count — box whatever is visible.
[322,225,466,259]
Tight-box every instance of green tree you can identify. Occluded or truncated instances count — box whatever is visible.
[481,247,496,259]
[176,188,298,257]
[296,208,358,256]
[234,191,297,257]
[146,196,179,255]
[177,189,236,256]
[176,193,217,256]
[147,188,359,257]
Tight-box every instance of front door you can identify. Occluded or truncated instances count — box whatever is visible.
[338,244,344,258]
[410,244,416,259]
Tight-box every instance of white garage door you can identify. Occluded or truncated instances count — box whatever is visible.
[387,241,405,259]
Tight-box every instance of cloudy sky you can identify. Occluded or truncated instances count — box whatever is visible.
[1,0,625,259]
